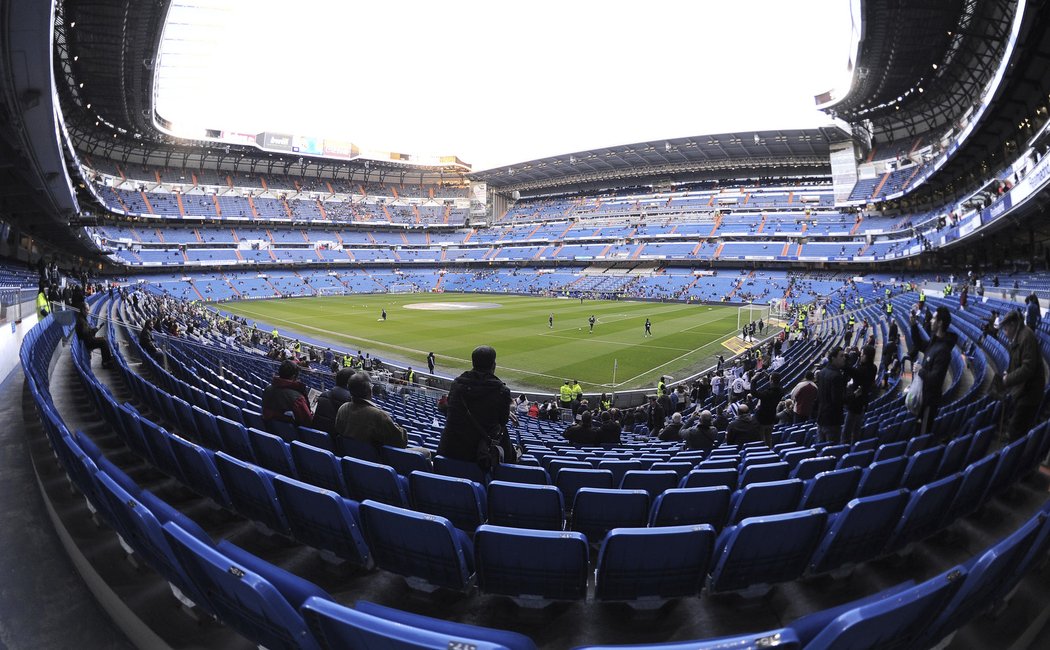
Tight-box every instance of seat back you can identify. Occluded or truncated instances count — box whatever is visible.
[681,468,737,490]
[340,456,409,507]
[857,457,906,497]
[708,509,828,596]
[619,470,679,500]
[492,463,551,485]
[290,441,346,496]
[409,471,487,533]
[359,500,474,592]
[728,478,804,524]
[474,524,589,604]
[594,525,716,604]
[555,468,614,509]
[649,486,732,530]
[272,475,371,567]
[800,467,862,513]
[807,490,909,576]
[161,522,324,650]
[570,488,649,543]
[486,481,564,531]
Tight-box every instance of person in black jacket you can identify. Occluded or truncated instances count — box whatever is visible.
[996,310,1046,441]
[753,372,783,447]
[437,346,514,470]
[311,368,354,435]
[910,305,959,438]
[816,347,848,444]
[844,345,877,444]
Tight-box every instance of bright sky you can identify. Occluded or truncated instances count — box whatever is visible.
[155,0,857,171]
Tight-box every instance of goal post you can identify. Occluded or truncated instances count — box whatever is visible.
[736,302,771,336]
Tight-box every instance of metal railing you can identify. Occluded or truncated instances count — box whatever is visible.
[0,287,38,326]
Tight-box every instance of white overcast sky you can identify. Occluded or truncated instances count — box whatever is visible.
[155,0,857,171]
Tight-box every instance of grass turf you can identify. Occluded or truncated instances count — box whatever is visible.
[218,293,741,393]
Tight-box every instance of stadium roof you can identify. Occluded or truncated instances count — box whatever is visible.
[469,127,852,193]
[821,0,1019,142]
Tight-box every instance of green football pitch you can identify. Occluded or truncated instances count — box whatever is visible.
[218,293,741,393]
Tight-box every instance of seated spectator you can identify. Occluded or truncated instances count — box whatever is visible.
[138,318,161,361]
[596,411,621,444]
[776,399,794,426]
[563,411,598,445]
[659,412,685,442]
[73,296,113,369]
[333,372,409,450]
[261,360,313,427]
[726,404,761,446]
[682,410,718,451]
[311,368,354,435]
[527,402,540,418]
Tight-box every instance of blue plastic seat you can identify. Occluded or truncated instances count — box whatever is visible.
[381,446,433,477]
[649,486,732,530]
[492,463,551,485]
[341,456,410,507]
[573,629,799,650]
[297,426,334,453]
[856,456,906,497]
[300,596,539,650]
[162,522,326,650]
[93,472,211,610]
[474,524,589,604]
[597,459,645,486]
[873,440,907,462]
[921,512,1045,647]
[619,470,679,500]
[946,454,997,521]
[790,456,837,480]
[594,524,716,605]
[570,488,649,543]
[727,478,804,525]
[707,508,827,597]
[359,500,475,592]
[290,441,346,496]
[139,417,184,480]
[486,481,564,531]
[649,461,694,480]
[409,471,487,533]
[985,437,1028,498]
[190,404,223,449]
[937,434,972,478]
[835,449,875,470]
[216,415,255,462]
[799,466,862,512]
[247,428,296,477]
[432,455,487,484]
[793,565,964,650]
[272,475,372,567]
[555,468,614,509]
[680,468,737,490]
[214,451,290,535]
[740,461,790,486]
[900,445,944,490]
[885,473,963,553]
[806,490,909,576]
[167,435,232,508]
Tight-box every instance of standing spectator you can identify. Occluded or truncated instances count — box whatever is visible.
[844,346,877,444]
[437,346,515,470]
[816,348,848,444]
[995,310,1046,441]
[910,306,959,438]
[646,395,666,435]
[427,351,436,374]
[790,371,818,423]
[312,368,355,435]
[1025,294,1042,331]
[753,372,783,447]
[261,360,313,427]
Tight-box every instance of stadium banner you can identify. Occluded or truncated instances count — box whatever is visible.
[292,136,323,155]
[258,132,293,152]
[981,193,1012,226]
[1010,153,1050,204]
[958,214,980,237]
[323,139,357,159]
[221,131,258,146]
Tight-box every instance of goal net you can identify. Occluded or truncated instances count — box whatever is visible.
[387,283,416,294]
[736,302,772,338]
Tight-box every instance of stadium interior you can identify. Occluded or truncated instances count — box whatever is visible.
[2,0,1050,648]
